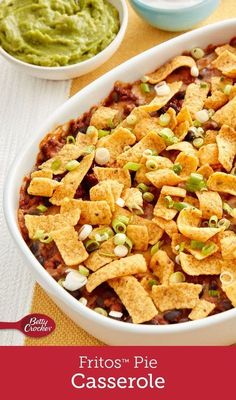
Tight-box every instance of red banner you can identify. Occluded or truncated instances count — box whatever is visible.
[1,346,235,399]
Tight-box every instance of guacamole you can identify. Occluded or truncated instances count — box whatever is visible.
[0,0,120,67]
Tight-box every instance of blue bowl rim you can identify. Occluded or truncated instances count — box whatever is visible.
[130,0,219,14]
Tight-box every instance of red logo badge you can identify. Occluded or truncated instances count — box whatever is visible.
[0,313,56,338]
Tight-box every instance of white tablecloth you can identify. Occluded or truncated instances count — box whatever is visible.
[0,58,70,345]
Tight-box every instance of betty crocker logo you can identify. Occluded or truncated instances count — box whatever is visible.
[0,314,56,338]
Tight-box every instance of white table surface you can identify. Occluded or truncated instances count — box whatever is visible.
[0,58,70,345]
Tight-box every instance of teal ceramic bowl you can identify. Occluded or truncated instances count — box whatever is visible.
[129,0,220,32]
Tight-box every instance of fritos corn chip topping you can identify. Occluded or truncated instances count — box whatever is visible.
[19,40,236,325]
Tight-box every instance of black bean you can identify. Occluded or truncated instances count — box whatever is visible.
[163,310,182,323]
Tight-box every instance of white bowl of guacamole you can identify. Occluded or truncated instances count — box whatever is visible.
[0,0,128,80]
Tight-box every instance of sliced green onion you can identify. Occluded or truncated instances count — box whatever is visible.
[209,215,218,228]
[94,307,108,317]
[169,271,186,283]
[172,163,182,175]
[190,240,205,250]
[173,201,190,211]
[164,195,174,209]
[201,242,216,256]
[193,120,202,127]
[159,113,171,127]
[125,237,133,251]
[208,109,215,118]
[86,126,98,135]
[218,218,231,229]
[66,135,76,144]
[112,219,126,234]
[114,233,127,246]
[83,145,95,154]
[116,215,129,225]
[95,233,109,242]
[137,183,149,193]
[85,239,100,252]
[148,279,158,287]
[33,229,45,240]
[140,82,150,93]
[151,241,162,256]
[107,118,114,128]
[126,114,137,125]
[143,149,153,157]
[185,173,207,193]
[36,204,48,213]
[146,159,158,171]
[65,160,80,171]
[159,128,178,145]
[200,82,208,89]
[223,202,233,215]
[193,137,204,148]
[224,84,232,95]
[143,192,154,202]
[191,47,205,59]
[208,289,219,297]
[51,159,61,171]
[220,271,234,286]
[98,129,110,138]
[179,242,185,252]
[123,162,141,171]
[78,265,90,277]
[40,235,53,244]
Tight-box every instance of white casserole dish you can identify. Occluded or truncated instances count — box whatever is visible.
[4,19,236,345]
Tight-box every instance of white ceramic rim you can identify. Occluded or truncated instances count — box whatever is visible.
[132,0,216,13]
[4,18,236,336]
[0,0,128,72]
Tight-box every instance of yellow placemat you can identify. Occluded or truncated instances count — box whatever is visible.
[25,0,236,346]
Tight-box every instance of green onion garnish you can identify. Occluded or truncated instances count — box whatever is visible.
[185,173,207,193]
[191,47,205,60]
[208,289,219,297]
[146,159,158,171]
[159,128,178,145]
[190,240,205,250]
[172,163,182,175]
[94,307,108,317]
[218,218,231,229]
[125,237,133,251]
[85,239,100,252]
[112,219,127,234]
[201,242,216,256]
[83,145,95,154]
[114,233,127,246]
[143,192,154,202]
[209,215,218,228]
[224,84,232,95]
[159,113,171,127]
[137,183,149,193]
[78,265,90,277]
[51,159,61,171]
[200,82,207,88]
[151,241,162,256]
[173,202,190,211]
[36,204,48,213]
[164,195,174,209]
[148,279,158,287]
[117,215,129,225]
[179,242,185,252]
[193,120,202,127]
[193,137,204,148]
[98,129,110,139]
[169,271,186,283]
[65,160,80,171]
[66,135,76,144]
[107,118,114,128]
[33,229,53,244]
[123,162,141,171]
[40,235,53,244]
[140,83,150,93]
[223,203,233,215]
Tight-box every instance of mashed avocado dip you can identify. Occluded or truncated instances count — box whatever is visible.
[0,0,120,67]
